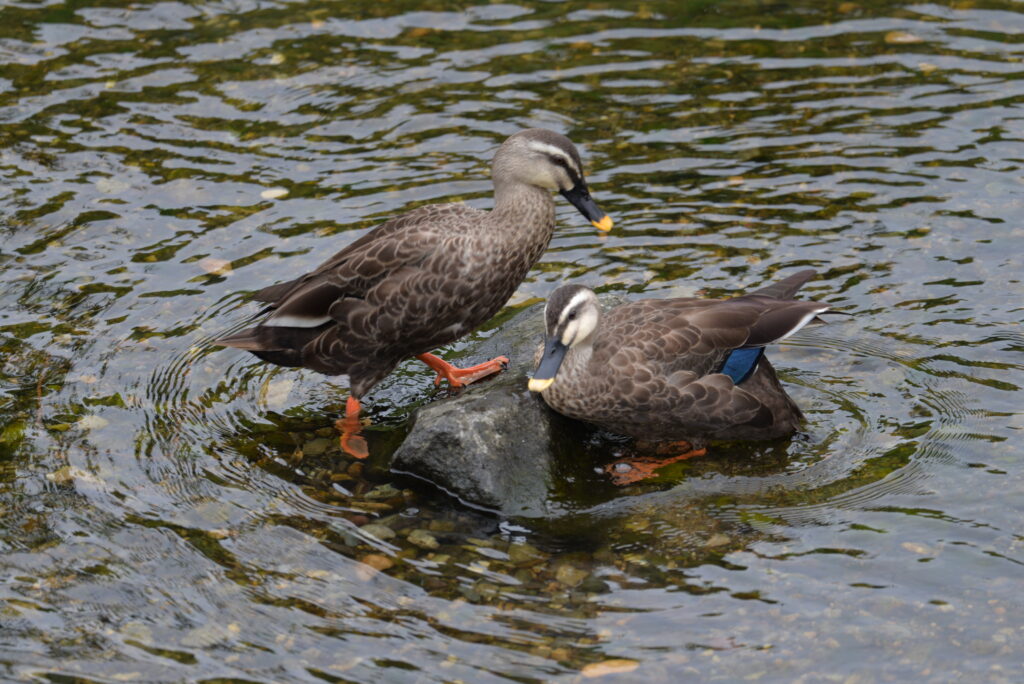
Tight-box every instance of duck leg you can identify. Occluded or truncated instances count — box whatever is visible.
[334,395,369,459]
[604,442,707,486]
[416,353,510,389]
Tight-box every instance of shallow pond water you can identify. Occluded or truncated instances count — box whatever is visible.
[1,0,1023,681]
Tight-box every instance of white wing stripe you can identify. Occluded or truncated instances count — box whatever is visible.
[778,305,830,341]
[263,314,332,328]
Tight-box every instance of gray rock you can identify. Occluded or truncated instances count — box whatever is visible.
[390,373,562,517]
[387,295,634,521]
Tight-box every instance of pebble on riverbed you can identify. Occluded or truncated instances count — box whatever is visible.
[555,564,590,587]
[360,523,396,541]
[407,529,440,550]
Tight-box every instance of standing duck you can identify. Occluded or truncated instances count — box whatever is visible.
[217,129,612,458]
[528,270,835,481]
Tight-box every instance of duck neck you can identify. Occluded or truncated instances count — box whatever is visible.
[490,180,556,236]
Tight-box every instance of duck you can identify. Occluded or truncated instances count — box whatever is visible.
[528,270,835,479]
[216,128,612,458]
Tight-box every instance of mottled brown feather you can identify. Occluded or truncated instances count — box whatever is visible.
[217,129,602,398]
[537,270,832,442]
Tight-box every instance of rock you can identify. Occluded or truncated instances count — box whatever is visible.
[391,375,564,516]
[578,575,610,594]
[364,483,401,500]
[359,553,394,571]
[705,533,731,548]
[388,297,621,520]
[356,553,394,580]
[555,563,590,587]
[407,529,439,550]
[360,523,396,541]
[302,437,332,456]
[509,542,548,567]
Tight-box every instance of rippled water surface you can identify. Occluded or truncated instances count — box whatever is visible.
[2,0,1023,681]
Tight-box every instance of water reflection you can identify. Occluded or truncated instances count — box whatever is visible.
[1,0,1023,680]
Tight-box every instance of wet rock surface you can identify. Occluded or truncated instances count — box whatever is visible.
[390,371,561,516]
[386,300,622,517]
[387,295,687,518]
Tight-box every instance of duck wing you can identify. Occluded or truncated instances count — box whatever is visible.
[253,203,462,313]
[595,272,828,377]
[592,298,801,377]
[215,204,471,358]
[743,268,817,300]
[590,298,820,437]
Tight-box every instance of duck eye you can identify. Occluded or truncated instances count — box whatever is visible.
[567,311,577,320]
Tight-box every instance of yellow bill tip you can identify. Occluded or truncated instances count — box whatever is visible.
[528,377,554,392]
[591,214,613,232]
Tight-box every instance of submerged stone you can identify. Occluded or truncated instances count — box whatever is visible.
[509,542,548,567]
[555,563,590,587]
[360,523,396,541]
[302,437,333,456]
[407,529,440,550]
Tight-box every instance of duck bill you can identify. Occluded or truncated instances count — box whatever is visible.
[560,183,613,232]
[528,338,569,392]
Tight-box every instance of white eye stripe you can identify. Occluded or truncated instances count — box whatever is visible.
[558,290,593,326]
[527,141,580,175]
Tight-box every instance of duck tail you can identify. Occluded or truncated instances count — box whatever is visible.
[747,269,818,300]
[214,325,326,368]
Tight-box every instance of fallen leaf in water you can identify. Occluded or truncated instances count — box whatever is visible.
[705,533,731,548]
[76,415,109,431]
[581,659,639,678]
[47,466,104,487]
[260,378,293,408]
[199,257,233,276]
[260,187,289,200]
[96,177,129,194]
[902,542,931,555]
[885,31,923,44]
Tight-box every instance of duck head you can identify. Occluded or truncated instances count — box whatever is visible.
[492,129,613,232]
[529,284,601,392]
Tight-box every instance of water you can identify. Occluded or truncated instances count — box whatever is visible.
[1,0,1023,681]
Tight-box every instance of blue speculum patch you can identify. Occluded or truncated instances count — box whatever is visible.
[719,347,765,384]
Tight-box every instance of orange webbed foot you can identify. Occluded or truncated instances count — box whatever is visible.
[604,444,708,485]
[416,353,510,389]
[335,395,369,459]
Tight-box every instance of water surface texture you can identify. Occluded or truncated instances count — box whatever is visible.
[1,0,1023,681]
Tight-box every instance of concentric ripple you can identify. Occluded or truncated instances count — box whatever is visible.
[1,0,1023,681]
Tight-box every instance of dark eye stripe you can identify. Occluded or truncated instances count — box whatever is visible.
[548,154,580,185]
